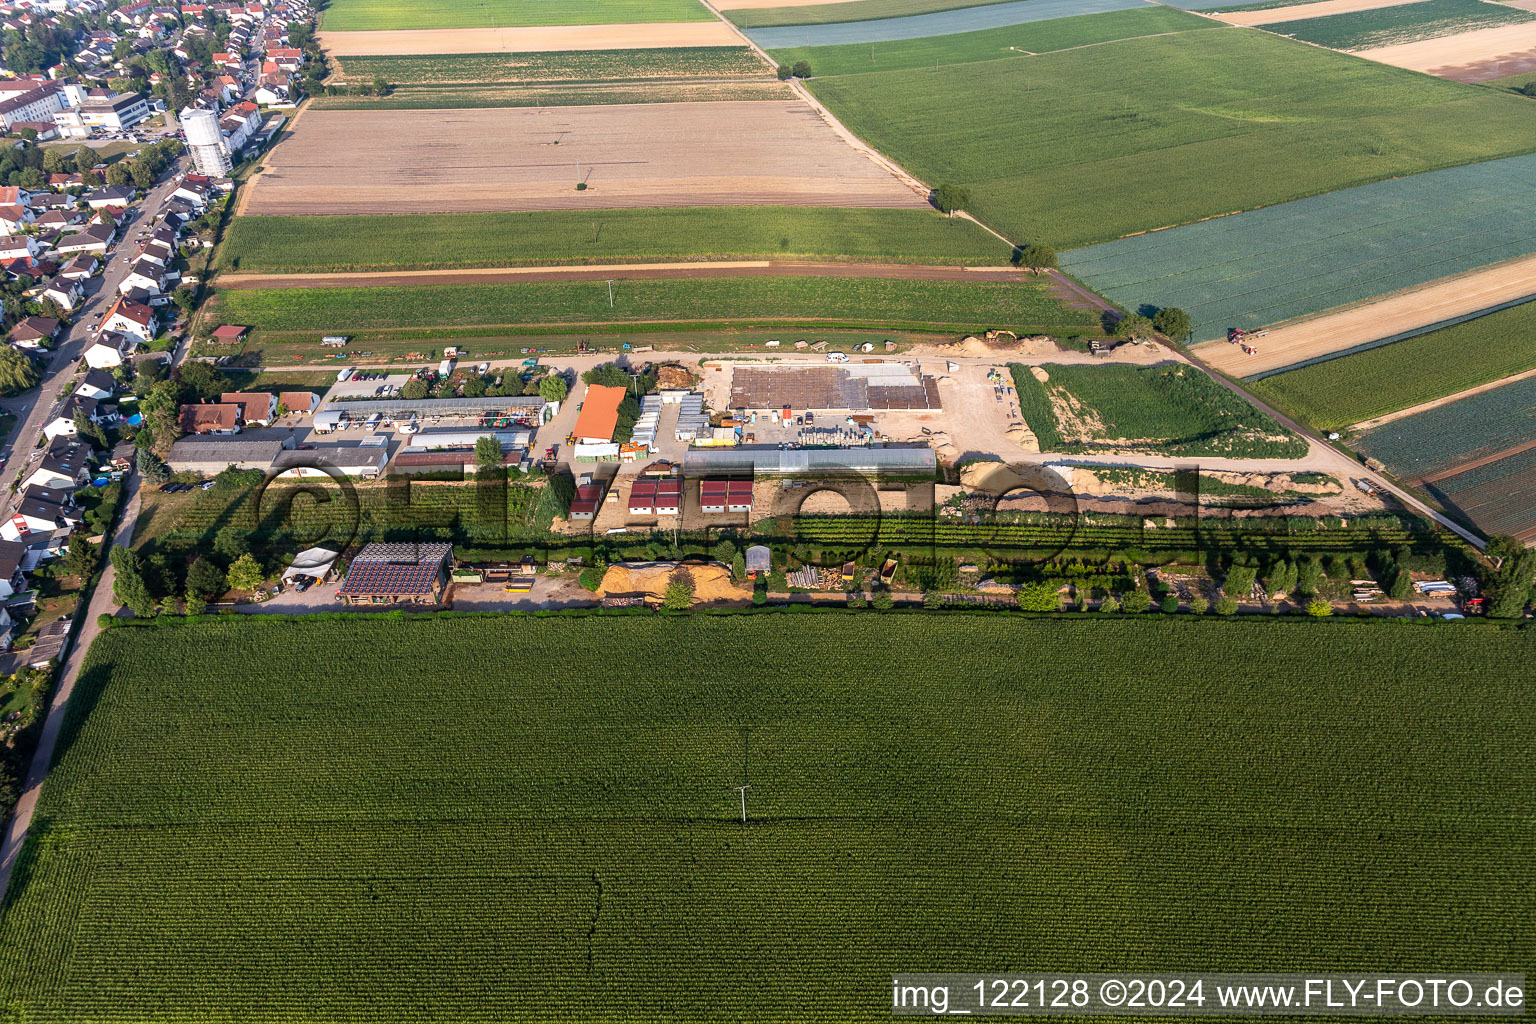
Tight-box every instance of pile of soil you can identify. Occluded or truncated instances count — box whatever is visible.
[596,562,749,605]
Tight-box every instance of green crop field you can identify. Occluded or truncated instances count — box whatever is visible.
[1483,68,1536,94]
[217,208,1011,273]
[320,0,713,30]
[1356,374,1536,479]
[806,27,1536,247]
[206,276,1095,334]
[309,80,791,110]
[1010,362,1308,458]
[0,615,1529,1022]
[1267,0,1536,50]
[730,0,1028,29]
[1250,300,1536,430]
[768,6,1214,77]
[331,48,766,85]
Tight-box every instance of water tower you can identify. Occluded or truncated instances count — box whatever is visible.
[181,107,231,176]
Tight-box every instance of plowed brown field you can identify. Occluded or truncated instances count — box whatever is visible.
[316,22,740,55]
[240,104,924,215]
[1355,19,1536,79]
[1214,0,1430,26]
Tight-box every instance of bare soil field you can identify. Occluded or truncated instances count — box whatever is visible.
[1214,0,1430,26]
[714,0,857,8]
[317,23,740,56]
[240,104,925,215]
[1193,254,1536,378]
[1354,18,1536,78]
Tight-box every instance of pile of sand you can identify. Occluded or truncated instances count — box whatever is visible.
[596,562,749,605]
[1030,366,1050,382]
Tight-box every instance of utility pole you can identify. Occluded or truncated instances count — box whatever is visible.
[606,280,614,308]
[731,783,751,824]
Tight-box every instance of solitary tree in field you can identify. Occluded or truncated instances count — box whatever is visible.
[1014,242,1056,274]
[776,64,792,80]
[1151,306,1192,340]
[791,60,812,79]
[1112,312,1154,342]
[932,183,972,217]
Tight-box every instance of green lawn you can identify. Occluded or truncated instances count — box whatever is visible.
[730,0,1025,28]
[768,5,1215,77]
[807,27,1536,247]
[0,615,1529,1022]
[217,208,1011,273]
[1250,299,1536,431]
[206,276,1096,334]
[1011,362,1307,458]
[1266,0,1536,51]
[332,48,769,86]
[321,0,713,30]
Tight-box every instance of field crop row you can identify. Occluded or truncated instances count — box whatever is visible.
[331,47,766,85]
[0,615,1529,1020]
[1356,373,1536,478]
[767,5,1212,77]
[308,80,793,110]
[729,0,1023,29]
[808,28,1536,249]
[1250,298,1536,429]
[1269,0,1535,51]
[216,208,1011,273]
[1008,363,1308,459]
[320,0,713,31]
[1059,152,1536,340]
[748,0,1147,48]
[205,276,1096,334]
[1429,445,1536,541]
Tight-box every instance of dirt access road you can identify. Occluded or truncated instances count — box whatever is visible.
[1193,254,1536,378]
[216,261,1038,289]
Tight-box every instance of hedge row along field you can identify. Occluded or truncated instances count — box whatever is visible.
[1058,152,1536,341]
[205,276,1097,334]
[308,80,795,111]
[331,47,768,86]
[1008,363,1308,459]
[766,5,1214,78]
[746,0,1148,48]
[320,0,713,31]
[1249,299,1536,430]
[806,28,1536,248]
[1268,0,1536,51]
[0,615,1528,1021]
[1356,374,1536,479]
[217,208,1012,273]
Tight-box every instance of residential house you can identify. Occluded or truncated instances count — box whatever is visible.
[59,254,99,280]
[43,275,83,311]
[84,185,136,210]
[20,437,95,492]
[101,295,156,348]
[3,256,57,282]
[0,235,40,262]
[34,208,85,233]
[254,71,291,106]
[10,316,59,350]
[220,391,275,425]
[83,331,138,370]
[170,175,214,211]
[179,402,241,434]
[118,258,168,301]
[0,205,33,233]
[278,390,318,416]
[1,486,83,543]
[75,368,116,400]
[43,393,102,441]
[54,224,115,255]
[0,539,27,601]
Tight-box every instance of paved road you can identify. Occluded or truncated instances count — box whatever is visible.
[0,470,143,903]
[0,158,188,497]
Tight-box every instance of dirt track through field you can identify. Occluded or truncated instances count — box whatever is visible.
[1355,19,1536,79]
[217,262,1034,288]
[317,22,741,55]
[241,103,925,215]
[1212,0,1430,25]
[1193,255,1536,377]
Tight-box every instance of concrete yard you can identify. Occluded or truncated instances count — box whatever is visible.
[240,104,926,215]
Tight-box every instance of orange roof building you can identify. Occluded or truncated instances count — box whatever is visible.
[572,384,626,444]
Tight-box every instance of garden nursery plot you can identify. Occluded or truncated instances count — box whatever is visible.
[1058,152,1536,342]
[806,27,1536,248]
[1427,445,1536,542]
[319,0,715,30]
[1249,299,1536,430]
[746,0,1150,48]
[767,5,1214,76]
[0,615,1530,1022]
[217,208,1010,273]
[331,48,770,86]
[1263,0,1535,51]
[1009,363,1307,458]
[205,275,1095,334]
[1355,374,1536,479]
[241,105,920,215]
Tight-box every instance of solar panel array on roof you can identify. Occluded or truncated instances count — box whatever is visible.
[337,561,440,597]
[730,366,941,411]
[351,541,452,565]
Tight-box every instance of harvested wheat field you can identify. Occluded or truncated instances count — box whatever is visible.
[241,104,925,215]
[1355,19,1536,78]
[595,562,750,605]
[317,22,740,56]
[1194,254,1536,378]
[1214,0,1430,26]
